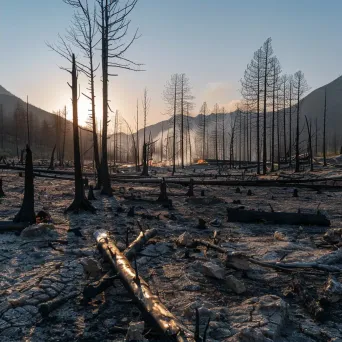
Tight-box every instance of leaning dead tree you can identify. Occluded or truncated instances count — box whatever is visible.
[13,145,36,224]
[96,0,141,195]
[63,0,101,187]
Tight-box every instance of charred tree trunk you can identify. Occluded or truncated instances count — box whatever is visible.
[48,145,56,171]
[13,145,36,224]
[323,88,327,166]
[65,54,95,213]
[0,178,5,197]
[141,143,148,176]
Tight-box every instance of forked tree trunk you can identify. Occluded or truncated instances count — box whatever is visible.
[66,54,95,213]
[13,145,36,224]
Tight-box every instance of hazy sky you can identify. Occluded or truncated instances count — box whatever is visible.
[1,0,342,127]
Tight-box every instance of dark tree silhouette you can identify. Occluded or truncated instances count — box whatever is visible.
[66,54,96,213]
[96,0,141,196]
[261,38,274,174]
[141,88,150,176]
[0,178,5,198]
[323,87,327,166]
[63,0,101,185]
[305,115,313,171]
[293,70,309,172]
[13,145,36,224]
[241,47,262,173]
[48,144,56,170]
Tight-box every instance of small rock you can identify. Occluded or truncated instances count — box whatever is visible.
[125,321,147,342]
[201,262,225,279]
[226,252,250,270]
[324,228,342,244]
[274,231,287,241]
[225,275,246,294]
[324,276,342,303]
[21,223,57,239]
[210,218,222,228]
[176,232,194,247]
[80,257,101,278]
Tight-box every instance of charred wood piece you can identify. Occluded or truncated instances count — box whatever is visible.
[227,208,330,226]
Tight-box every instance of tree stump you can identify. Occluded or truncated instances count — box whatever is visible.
[185,178,194,197]
[293,189,298,197]
[0,178,5,197]
[88,185,96,200]
[157,178,168,202]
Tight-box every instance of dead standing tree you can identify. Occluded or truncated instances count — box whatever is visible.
[67,54,96,212]
[63,0,101,186]
[241,47,262,174]
[96,0,141,196]
[323,87,327,166]
[141,88,150,176]
[163,74,179,175]
[293,70,309,172]
[48,37,95,212]
[13,145,36,224]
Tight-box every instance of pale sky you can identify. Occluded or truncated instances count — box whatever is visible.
[1,0,342,128]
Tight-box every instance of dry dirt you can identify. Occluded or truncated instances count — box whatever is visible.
[0,166,342,341]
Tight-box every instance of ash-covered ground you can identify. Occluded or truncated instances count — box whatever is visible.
[0,165,342,341]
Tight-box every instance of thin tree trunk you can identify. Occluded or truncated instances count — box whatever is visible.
[172,75,177,175]
[100,1,113,196]
[66,54,95,213]
[13,145,36,224]
[323,88,327,166]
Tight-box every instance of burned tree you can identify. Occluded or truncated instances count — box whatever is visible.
[141,88,150,176]
[48,36,96,212]
[270,57,281,172]
[305,116,313,171]
[241,47,263,173]
[96,0,141,196]
[261,38,274,174]
[13,145,36,224]
[66,54,96,213]
[48,144,56,170]
[323,87,327,166]
[293,70,309,172]
[63,0,101,185]
[0,178,5,198]
[163,74,179,175]
[197,102,208,161]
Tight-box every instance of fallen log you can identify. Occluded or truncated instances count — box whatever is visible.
[110,177,342,190]
[83,228,158,301]
[95,230,191,342]
[190,238,342,273]
[227,208,330,226]
[0,221,30,233]
[39,291,79,317]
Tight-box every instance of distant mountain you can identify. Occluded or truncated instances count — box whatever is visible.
[0,85,57,125]
[300,75,342,137]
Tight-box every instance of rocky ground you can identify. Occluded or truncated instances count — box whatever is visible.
[0,166,342,341]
